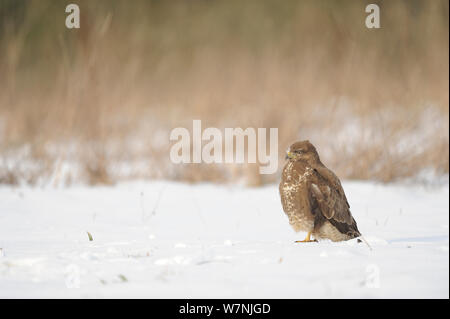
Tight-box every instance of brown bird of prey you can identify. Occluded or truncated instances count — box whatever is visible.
[279,140,362,243]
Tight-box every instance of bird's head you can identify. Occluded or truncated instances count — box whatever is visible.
[285,140,320,163]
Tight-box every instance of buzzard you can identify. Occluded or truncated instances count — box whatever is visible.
[279,140,363,243]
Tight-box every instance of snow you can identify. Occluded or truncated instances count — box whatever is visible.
[0,180,448,298]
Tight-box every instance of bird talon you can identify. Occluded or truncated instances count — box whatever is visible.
[294,239,318,243]
[294,231,317,243]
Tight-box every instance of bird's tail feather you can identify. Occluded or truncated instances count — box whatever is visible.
[358,235,372,251]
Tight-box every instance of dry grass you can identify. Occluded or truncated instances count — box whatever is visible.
[0,0,448,186]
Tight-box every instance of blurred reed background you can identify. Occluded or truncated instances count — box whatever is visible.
[0,0,448,186]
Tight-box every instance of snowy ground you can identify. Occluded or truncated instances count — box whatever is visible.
[0,179,448,298]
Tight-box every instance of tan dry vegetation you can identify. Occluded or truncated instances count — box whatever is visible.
[0,0,448,186]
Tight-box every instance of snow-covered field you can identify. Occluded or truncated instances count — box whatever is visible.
[0,179,448,298]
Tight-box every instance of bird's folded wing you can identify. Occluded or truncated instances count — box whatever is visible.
[310,166,353,225]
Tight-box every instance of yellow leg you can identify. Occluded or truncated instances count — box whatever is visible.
[295,231,318,243]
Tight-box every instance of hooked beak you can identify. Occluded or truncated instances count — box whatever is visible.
[285,151,292,160]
